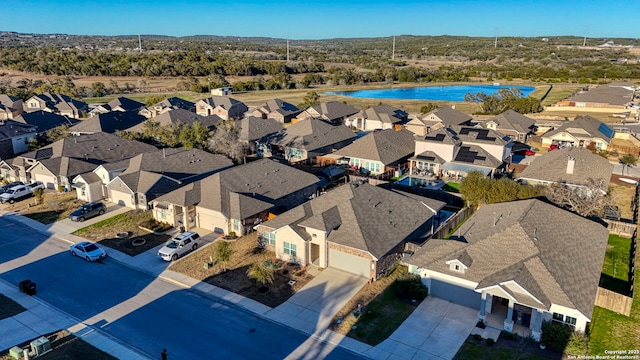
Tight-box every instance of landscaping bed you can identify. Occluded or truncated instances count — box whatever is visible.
[329,265,424,345]
[72,210,171,256]
[0,293,26,321]
[454,333,555,360]
[169,232,314,308]
[0,330,117,360]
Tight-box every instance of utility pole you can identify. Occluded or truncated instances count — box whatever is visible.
[286,39,290,62]
[392,36,395,60]
[138,35,142,52]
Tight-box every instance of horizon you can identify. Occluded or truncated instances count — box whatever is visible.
[3,0,637,40]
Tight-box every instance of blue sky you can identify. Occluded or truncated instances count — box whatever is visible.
[3,0,635,39]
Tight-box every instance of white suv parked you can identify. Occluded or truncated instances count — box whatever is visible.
[158,231,201,261]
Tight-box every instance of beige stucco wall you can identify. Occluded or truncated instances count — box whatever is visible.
[273,226,307,264]
[195,206,228,234]
[414,141,456,162]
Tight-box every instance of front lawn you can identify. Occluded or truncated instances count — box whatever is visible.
[169,232,314,308]
[444,182,461,192]
[72,210,171,256]
[13,192,82,224]
[0,293,26,320]
[329,265,423,345]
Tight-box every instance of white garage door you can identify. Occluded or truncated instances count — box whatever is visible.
[110,189,133,207]
[197,211,227,233]
[34,174,57,189]
[329,249,370,277]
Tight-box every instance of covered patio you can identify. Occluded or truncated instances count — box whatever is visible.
[478,292,543,340]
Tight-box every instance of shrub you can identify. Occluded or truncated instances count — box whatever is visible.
[500,331,517,340]
[393,273,428,302]
[472,334,482,341]
[541,321,573,351]
[486,338,495,346]
[565,331,589,356]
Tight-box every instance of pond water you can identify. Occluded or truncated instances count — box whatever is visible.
[326,84,536,102]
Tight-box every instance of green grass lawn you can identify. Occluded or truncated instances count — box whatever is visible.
[444,182,461,193]
[602,234,632,281]
[72,211,152,235]
[454,341,550,360]
[0,294,26,321]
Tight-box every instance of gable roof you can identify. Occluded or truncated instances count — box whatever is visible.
[263,182,445,259]
[333,129,415,166]
[486,110,536,134]
[419,106,472,127]
[567,85,634,106]
[454,127,510,146]
[254,99,301,117]
[236,116,284,143]
[517,147,613,187]
[70,111,146,134]
[36,156,97,179]
[12,110,77,133]
[106,97,145,112]
[127,109,220,133]
[155,158,320,219]
[28,93,88,113]
[264,118,356,152]
[199,96,248,111]
[543,115,614,143]
[0,120,37,141]
[348,104,408,124]
[408,199,608,318]
[306,101,359,122]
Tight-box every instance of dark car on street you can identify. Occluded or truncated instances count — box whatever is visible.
[69,201,107,222]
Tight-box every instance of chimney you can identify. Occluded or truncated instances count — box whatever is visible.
[451,105,456,110]
[566,156,575,174]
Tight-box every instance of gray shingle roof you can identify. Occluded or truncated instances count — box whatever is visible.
[265,118,356,152]
[13,110,77,133]
[306,101,359,122]
[70,111,146,134]
[0,120,37,141]
[408,199,608,318]
[253,99,301,117]
[486,110,535,135]
[155,159,320,220]
[347,104,408,124]
[200,96,248,112]
[107,97,145,112]
[543,115,614,143]
[263,182,445,259]
[236,116,284,142]
[419,106,472,127]
[333,129,415,166]
[517,147,613,187]
[127,109,220,133]
[567,85,634,106]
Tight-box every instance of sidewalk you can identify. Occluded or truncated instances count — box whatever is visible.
[1,209,458,359]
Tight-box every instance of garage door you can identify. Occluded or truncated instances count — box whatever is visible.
[329,249,370,277]
[430,278,481,309]
[197,211,227,233]
[110,189,133,207]
[34,174,57,189]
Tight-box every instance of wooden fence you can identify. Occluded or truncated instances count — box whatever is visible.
[594,287,633,316]
[432,206,475,239]
[606,220,638,238]
[608,144,640,156]
[349,175,390,187]
[390,183,465,208]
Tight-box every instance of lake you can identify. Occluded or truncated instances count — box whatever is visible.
[325,84,536,102]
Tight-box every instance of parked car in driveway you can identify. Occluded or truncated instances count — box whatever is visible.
[158,231,201,261]
[0,182,44,204]
[69,201,107,222]
[70,241,107,262]
[0,181,24,194]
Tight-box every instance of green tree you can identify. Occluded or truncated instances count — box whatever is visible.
[620,154,637,176]
[459,171,492,207]
[246,262,274,287]
[420,103,438,114]
[27,137,41,151]
[91,82,107,97]
[179,122,211,150]
[45,125,70,143]
[214,241,233,272]
[299,91,320,108]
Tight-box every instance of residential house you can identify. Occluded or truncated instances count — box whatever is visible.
[408,127,511,182]
[344,104,408,131]
[404,106,473,136]
[13,110,77,134]
[211,87,232,96]
[541,115,614,151]
[127,109,221,134]
[484,110,536,142]
[151,159,320,235]
[322,129,416,176]
[0,94,24,120]
[12,132,156,189]
[70,111,147,135]
[195,96,248,120]
[247,98,302,124]
[256,182,445,278]
[235,116,284,154]
[555,82,636,110]
[296,101,359,124]
[0,120,37,161]
[139,97,196,119]
[103,148,233,209]
[24,93,88,119]
[257,118,356,164]
[89,97,145,117]
[516,147,613,190]
[406,199,608,338]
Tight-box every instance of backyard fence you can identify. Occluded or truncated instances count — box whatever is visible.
[432,206,475,239]
[390,183,465,208]
[606,220,638,238]
[594,287,633,316]
[607,144,640,156]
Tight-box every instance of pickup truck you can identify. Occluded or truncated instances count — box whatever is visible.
[0,182,44,204]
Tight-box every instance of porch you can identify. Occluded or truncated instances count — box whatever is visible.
[484,297,532,338]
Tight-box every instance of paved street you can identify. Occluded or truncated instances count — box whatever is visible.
[0,216,361,359]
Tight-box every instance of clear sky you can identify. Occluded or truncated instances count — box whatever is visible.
[2,0,636,40]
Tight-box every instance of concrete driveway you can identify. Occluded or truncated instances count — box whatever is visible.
[46,202,130,235]
[265,267,368,335]
[366,297,478,360]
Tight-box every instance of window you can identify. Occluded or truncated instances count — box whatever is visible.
[233,219,240,231]
[284,242,297,257]
[160,209,167,219]
[454,264,460,271]
[263,231,276,246]
[552,313,564,322]
[565,316,577,326]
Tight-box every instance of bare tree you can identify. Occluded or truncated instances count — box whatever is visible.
[545,178,613,217]
[208,119,245,163]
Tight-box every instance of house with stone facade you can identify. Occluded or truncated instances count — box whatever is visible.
[256,182,445,279]
[247,98,302,124]
[195,96,248,120]
[406,199,608,339]
[150,159,320,236]
[404,106,473,136]
[296,101,359,124]
[0,94,24,120]
[484,110,536,142]
[24,93,88,119]
[344,104,408,131]
[139,97,195,119]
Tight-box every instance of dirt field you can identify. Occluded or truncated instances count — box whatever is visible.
[0,191,82,224]
[169,232,313,308]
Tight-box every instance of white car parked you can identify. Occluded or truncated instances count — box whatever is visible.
[157,231,201,261]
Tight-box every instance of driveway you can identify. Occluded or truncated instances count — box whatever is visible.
[46,202,130,235]
[366,297,478,360]
[265,267,369,335]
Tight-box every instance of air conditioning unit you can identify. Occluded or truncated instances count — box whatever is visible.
[30,336,52,356]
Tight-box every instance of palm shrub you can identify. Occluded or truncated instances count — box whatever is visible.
[247,262,274,287]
